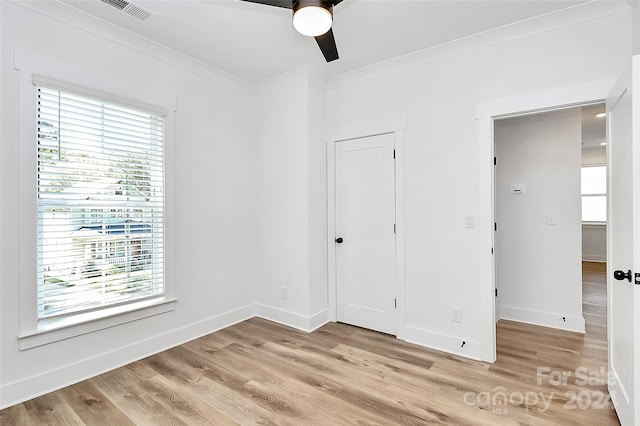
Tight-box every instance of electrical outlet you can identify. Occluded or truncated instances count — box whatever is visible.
[451,307,462,323]
[281,287,288,300]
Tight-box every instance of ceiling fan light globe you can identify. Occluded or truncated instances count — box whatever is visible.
[293,6,332,37]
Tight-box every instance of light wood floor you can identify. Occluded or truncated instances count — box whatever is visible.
[1,262,619,425]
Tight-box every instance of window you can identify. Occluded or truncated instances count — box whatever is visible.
[581,166,606,222]
[36,85,165,323]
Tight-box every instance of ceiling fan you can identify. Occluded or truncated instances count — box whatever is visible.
[239,0,344,62]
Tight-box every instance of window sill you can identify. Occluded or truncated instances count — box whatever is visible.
[18,297,177,350]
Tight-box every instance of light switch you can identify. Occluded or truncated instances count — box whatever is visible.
[465,215,475,228]
[511,184,525,194]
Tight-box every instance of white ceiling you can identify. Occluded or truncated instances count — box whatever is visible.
[60,0,591,83]
[581,104,606,148]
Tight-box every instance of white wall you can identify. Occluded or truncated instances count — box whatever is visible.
[495,109,584,332]
[253,70,311,325]
[582,146,607,166]
[307,78,329,318]
[252,68,329,330]
[326,6,630,360]
[0,1,259,407]
[583,224,607,262]
[633,1,640,55]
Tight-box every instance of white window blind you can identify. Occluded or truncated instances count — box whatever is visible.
[581,165,607,222]
[36,85,165,322]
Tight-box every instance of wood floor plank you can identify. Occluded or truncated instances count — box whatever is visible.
[0,403,37,425]
[57,380,134,426]
[142,374,239,425]
[90,362,191,426]
[171,343,310,423]
[157,345,306,425]
[22,391,85,425]
[208,340,392,425]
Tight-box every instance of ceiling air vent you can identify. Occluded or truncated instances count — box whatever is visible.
[100,0,154,22]
[101,0,128,11]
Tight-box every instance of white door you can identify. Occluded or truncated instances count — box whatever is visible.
[607,56,640,426]
[335,133,396,335]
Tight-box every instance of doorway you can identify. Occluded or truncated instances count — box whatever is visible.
[494,107,585,332]
[493,104,606,333]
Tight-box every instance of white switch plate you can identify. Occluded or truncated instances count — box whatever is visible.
[451,307,462,323]
[464,215,475,228]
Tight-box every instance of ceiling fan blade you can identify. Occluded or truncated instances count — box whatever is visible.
[238,0,292,9]
[332,0,343,5]
[315,28,339,62]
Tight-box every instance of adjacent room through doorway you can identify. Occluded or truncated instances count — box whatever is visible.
[493,101,608,351]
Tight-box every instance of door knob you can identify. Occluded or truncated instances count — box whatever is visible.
[335,237,344,244]
[614,269,632,282]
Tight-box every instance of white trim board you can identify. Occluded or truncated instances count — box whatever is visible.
[499,306,586,334]
[254,304,330,333]
[402,325,486,362]
[583,255,607,263]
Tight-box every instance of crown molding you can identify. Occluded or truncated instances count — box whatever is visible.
[328,0,631,89]
[6,0,253,95]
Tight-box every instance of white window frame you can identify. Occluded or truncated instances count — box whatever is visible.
[581,164,607,225]
[16,52,176,350]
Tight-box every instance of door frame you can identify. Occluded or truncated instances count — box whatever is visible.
[327,119,406,337]
[476,78,615,362]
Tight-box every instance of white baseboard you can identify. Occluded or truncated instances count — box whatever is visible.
[399,325,489,362]
[254,304,330,332]
[498,305,585,333]
[0,304,256,410]
[582,255,607,262]
[308,309,331,331]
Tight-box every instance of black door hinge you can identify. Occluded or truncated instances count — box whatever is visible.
[393,149,396,159]
[494,157,496,166]
[495,288,498,297]
[394,298,397,308]
[494,223,497,231]
[491,247,494,254]
[394,224,396,234]
[636,273,640,285]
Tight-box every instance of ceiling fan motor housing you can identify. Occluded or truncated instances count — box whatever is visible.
[293,0,334,16]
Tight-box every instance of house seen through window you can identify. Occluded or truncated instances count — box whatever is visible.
[37,85,165,321]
